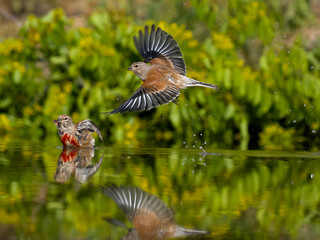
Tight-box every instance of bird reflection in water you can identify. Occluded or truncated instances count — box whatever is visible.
[102,186,209,240]
[54,148,103,183]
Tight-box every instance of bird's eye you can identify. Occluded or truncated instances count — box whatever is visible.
[135,65,138,68]
[63,118,68,120]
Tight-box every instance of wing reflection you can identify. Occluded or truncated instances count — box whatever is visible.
[54,148,103,183]
[102,186,209,240]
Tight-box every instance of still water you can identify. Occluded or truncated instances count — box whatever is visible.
[0,141,320,240]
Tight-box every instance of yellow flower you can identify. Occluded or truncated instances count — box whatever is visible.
[63,82,73,94]
[71,112,80,122]
[163,131,173,140]
[237,59,244,67]
[226,93,233,102]
[187,70,206,81]
[155,22,196,45]
[124,123,131,130]
[100,45,116,56]
[12,61,19,68]
[243,15,252,24]
[242,67,256,81]
[311,122,319,130]
[28,31,40,44]
[79,27,92,36]
[0,210,19,224]
[229,18,239,29]
[184,30,193,40]
[24,106,33,116]
[19,65,26,73]
[259,9,266,17]
[188,40,198,48]
[33,32,40,43]
[0,39,24,55]
[0,114,12,131]
[251,1,259,10]
[212,32,234,50]
[126,131,135,140]
[34,104,42,112]
[282,63,289,75]
[53,8,65,21]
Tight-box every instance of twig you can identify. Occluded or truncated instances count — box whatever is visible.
[0,6,22,27]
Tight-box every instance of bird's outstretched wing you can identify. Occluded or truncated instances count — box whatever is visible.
[134,24,186,76]
[107,82,180,114]
[76,119,103,141]
[102,186,174,222]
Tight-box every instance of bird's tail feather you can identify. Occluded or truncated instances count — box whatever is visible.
[174,226,210,237]
[185,77,218,90]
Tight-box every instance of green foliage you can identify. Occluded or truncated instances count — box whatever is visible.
[0,1,319,149]
[259,122,303,150]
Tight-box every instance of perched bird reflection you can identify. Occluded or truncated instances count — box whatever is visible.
[102,186,209,239]
[107,25,218,114]
[54,148,103,183]
[53,115,103,147]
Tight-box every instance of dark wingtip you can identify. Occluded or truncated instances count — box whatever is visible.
[99,134,104,142]
[144,24,149,33]
[97,154,104,164]
[99,185,106,194]
[103,217,130,230]
[101,111,118,115]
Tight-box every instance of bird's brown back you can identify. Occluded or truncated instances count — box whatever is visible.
[77,130,95,147]
[144,66,185,89]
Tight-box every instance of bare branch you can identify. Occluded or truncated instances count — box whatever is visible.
[0,6,22,27]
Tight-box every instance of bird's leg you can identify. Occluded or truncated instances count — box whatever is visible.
[172,96,179,105]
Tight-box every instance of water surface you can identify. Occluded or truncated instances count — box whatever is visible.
[0,142,320,239]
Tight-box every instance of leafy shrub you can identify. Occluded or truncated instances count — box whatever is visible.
[0,1,319,150]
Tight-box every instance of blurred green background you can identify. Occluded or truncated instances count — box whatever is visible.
[1,0,320,150]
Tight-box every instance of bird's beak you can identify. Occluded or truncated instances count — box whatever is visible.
[53,120,58,126]
[128,66,132,71]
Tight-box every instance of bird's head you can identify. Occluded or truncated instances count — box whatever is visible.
[128,62,150,81]
[53,115,74,133]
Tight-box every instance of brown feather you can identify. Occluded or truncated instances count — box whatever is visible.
[149,56,175,69]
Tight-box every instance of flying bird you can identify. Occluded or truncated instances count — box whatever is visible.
[53,115,103,147]
[102,186,209,239]
[107,24,218,114]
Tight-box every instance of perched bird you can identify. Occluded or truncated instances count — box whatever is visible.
[53,115,103,147]
[102,186,209,240]
[54,148,103,183]
[107,24,218,114]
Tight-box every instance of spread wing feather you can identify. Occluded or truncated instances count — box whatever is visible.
[107,85,180,114]
[133,24,186,76]
[76,119,103,141]
[102,186,174,222]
